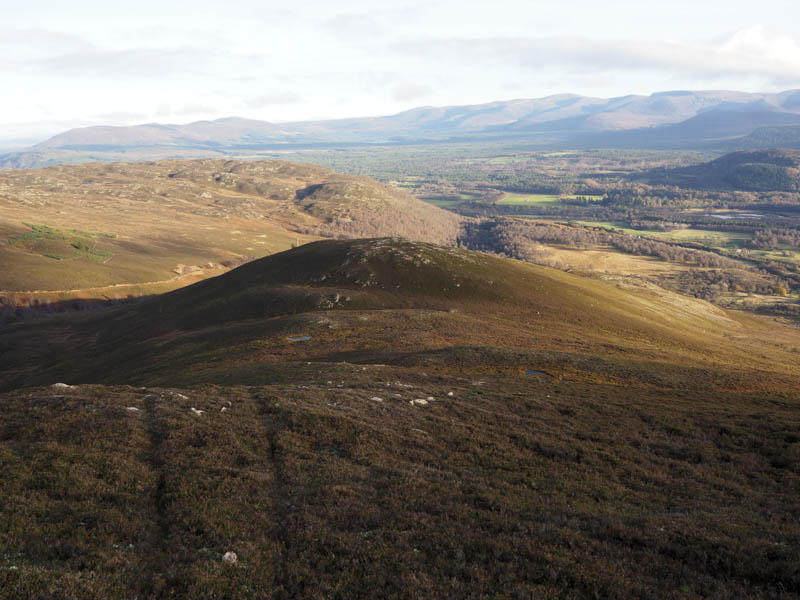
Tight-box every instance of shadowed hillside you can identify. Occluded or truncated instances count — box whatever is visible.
[3,238,798,391]
[644,148,800,191]
[1,238,798,598]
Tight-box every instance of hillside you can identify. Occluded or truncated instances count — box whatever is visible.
[572,109,800,149]
[1,238,798,598]
[644,149,800,191]
[733,125,800,149]
[5,90,800,168]
[0,159,461,308]
[2,238,799,391]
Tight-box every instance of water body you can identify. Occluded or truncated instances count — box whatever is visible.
[287,335,311,342]
[705,213,763,220]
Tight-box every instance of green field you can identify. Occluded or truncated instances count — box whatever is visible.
[576,221,752,249]
[8,223,115,263]
[498,193,563,205]
[499,193,603,206]
[750,246,800,264]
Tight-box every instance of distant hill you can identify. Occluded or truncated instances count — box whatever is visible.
[5,89,800,167]
[572,109,800,149]
[732,125,800,150]
[644,148,800,191]
[35,117,283,150]
[0,159,461,299]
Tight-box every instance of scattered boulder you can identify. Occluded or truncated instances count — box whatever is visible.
[222,551,238,564]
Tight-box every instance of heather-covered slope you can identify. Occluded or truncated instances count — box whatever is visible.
[2,238,798,392]
[0,239,798,599]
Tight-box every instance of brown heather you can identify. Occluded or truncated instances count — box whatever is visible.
[0,239,798,598]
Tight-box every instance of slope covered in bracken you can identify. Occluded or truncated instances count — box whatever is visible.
[1,239,799,598]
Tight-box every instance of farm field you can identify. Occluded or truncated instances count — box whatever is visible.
[576,221,753,248]
[498,193,603,206]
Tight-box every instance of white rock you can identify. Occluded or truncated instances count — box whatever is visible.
[126,407,141,412]
[426,396,435,401]
[410,399,429,407]
[370,397,383,402]
[190,407,205,416]
[176,393,189,400]
[222,551,238,564]
[51,383,72,389]
[221,407,227,412]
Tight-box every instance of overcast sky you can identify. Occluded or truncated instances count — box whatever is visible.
[2,0,800,142]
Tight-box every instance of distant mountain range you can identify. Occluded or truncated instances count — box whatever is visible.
[5,89,800,168]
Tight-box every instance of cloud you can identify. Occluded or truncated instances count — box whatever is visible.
[245,93,302,108]
[322,13,386,39]
[391,26,800,87]
[89,111,149,122]
[154,104,220,118]
[391,82,432,102]
[0,29,93,53]
[0,28,256,80]
[30,46,218,79]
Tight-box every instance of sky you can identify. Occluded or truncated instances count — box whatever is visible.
[2,0,800,143]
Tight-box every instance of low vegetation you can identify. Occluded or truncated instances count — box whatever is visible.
[0,159,461,309]
[1,239,798,598]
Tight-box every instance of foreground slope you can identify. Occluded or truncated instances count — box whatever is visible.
[1,239,798,599]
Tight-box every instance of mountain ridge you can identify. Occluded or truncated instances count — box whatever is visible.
[5,89,800,168]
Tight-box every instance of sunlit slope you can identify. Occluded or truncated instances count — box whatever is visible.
[0,159,461,295]
[2,239,797,392]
